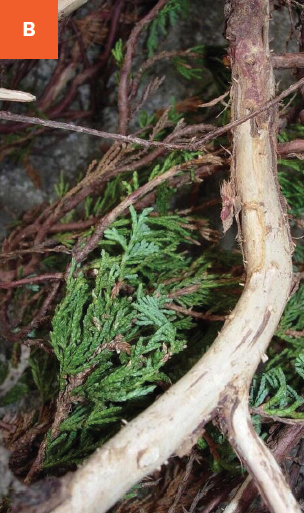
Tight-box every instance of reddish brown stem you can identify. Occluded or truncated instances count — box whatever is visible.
[2,75,304,152]
[277,139,304,156]
[0,273,64,289]
[165,303,226,322]
[272,53,304,69]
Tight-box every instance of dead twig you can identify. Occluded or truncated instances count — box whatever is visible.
[277,139,304,156]
[130,50,202,100]
[0,111,197,151]
[167,451,196,513]
[2,75,304,152]
[165,303,226,322]
[0,273,64,289]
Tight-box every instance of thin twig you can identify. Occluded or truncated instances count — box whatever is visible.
[0,245,71,262]
[188,476,216,513]
[0,110,191,151]
[130,50,201,100]
[165,303,226,322]
[198,75,304,145]
[0,273,64,289]
[285,329,304,338]
[166,285,201,298]
[2,76,304,151]
[23,339,53,354]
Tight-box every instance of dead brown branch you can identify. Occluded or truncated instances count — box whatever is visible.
[0,273,64,289]
[277,139,304,156]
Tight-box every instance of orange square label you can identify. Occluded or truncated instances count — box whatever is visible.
[0,0,58,59]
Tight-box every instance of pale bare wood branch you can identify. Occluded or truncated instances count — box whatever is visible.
[58,0,89,20]
[0,88,36,102]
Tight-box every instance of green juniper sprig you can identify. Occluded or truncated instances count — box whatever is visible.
[42,206,236,471]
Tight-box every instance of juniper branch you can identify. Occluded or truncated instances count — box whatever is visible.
[73,159,200,263]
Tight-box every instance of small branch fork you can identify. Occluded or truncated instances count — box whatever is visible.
[223,414,304,513]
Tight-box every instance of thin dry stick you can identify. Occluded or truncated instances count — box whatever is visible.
[130,50,201,100]
[0,273,64,289]
[0,111,190,151]
[0,245,71,262]
[167,451,196,513]
[165,303,226,322]
[2,75,304,151]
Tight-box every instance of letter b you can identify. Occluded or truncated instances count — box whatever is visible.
[23,22,35,36]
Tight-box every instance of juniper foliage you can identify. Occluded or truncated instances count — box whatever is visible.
[43,206,236,470]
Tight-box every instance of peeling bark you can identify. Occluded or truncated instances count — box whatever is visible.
[19,2,299,513]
